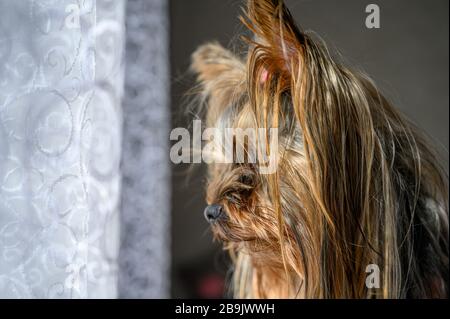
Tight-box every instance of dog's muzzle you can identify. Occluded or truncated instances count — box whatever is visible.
[204,204,224,223]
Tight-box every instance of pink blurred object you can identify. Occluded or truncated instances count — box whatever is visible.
[197,273,225,298]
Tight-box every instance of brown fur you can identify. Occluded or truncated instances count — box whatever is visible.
[190,0,449,298]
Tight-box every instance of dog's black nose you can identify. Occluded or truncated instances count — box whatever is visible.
[204,204,223,223]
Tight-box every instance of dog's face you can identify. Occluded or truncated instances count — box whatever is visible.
[192,41,307,274]
[190,0,448,299]
[190,0,334,297]
[191,39,323,297]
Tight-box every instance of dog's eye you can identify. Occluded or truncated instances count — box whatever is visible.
[239,173,255,187]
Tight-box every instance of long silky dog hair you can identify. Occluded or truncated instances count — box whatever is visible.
[190,0,448,298]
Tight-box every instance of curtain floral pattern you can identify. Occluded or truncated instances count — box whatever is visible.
[0,0,125,298]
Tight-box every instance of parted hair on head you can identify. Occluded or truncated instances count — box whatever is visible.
[190,0,448,298]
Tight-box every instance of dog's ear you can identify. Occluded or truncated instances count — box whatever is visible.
[191,42,245,86]
[191,42,246,125]
[241,0,306,85]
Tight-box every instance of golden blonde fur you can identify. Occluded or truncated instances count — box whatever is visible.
[190,0,449,298]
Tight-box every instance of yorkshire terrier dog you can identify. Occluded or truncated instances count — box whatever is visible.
[190,0,448,298]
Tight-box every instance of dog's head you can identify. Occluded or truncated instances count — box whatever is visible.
[190,0,448,298]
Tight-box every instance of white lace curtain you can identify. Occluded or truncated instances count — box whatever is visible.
[0,0,169,298]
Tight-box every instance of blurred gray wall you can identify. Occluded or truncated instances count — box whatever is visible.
[119,0,170,298]
[170,0,449,297]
